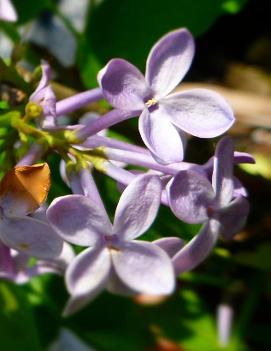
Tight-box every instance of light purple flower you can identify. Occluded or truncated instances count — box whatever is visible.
[98,28,235,164]
[0,0,17,22]
[47,174,175,316]
[168,136,249,240]
[0,241,74,284]
[29,61,57,128]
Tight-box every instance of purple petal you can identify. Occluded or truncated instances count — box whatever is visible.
[0,0,17,22]
[113,174,162,240]
[146,28,195,98]
[212,137,234,206]
[112,240,175,295]
[107,266,137,296]
[63,246,111,316]
[63,291,102,317]
[168,170,216,223]
[172,219,220,274]
[217,304,234,347]
[233,151,255,165]
[66,246,111,295]
[233,177,247,198]
[153,237,184,258]
[216,196,249,241]
[32,61,51,94]
[47,195,112,246]
[162,89,235,138]
[0,216,63,259]
[30,61,56,128]
[98,59,150,111]
[139,109,185,165]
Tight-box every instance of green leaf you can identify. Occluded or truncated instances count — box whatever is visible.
[0,281,41,351]
[12,0,51,24]
[81,0,248,82]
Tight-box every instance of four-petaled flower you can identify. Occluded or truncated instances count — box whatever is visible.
[47,174,175,316]
[168,136,249,240]
[98,28,235,164]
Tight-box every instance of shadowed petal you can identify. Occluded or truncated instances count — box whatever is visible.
[146,28,195,98]
[47,195,112,246]
[112,240,175,295]
[139,109,185,165]
[98,59,149,111]
[0,216,63,259]
[113,174,162,240]
[63,246,111,316]
[216,196,249,241]
[63,289,103,317]
[168,170,216,223]
[212,137,234,206]
[107,266,137,296]
[162,89,235,138]
[172,219,220,274]
[153,237,184,257]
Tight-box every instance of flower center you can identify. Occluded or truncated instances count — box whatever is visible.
[145,98,158,108]
[104,234,120,251]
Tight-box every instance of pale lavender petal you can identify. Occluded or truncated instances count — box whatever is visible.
[212,136,234,206]
[63,289,102,317]
[65,246,110,296]
[106,266,137,296]
[217,304,234,346]
[168,170,216,224]
[31,60,51,93]
[162,89,235,138]
[233,177,247,197]
[0,216,63,259]
[98,59,150,111]
[47,195,112,246]
[153,237,184,257]
[216,196,249,241]
[113,174,162,240]
[233,151,255,165]
[172,219,220,274]
[15,263,63,284]
[53,242,75,269]
[30,61,56,128]
[0,0,17,22]
[112,240,175,295]
[146,28,195,98]
[139,109,185,165]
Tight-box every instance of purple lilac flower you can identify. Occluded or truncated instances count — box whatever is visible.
[0,164,63,258]
[168,136,249,240]
[29,61,57,128]
[47,174,175,316]
[0,241,74,284]
[0,0,17,22]
[98,28,235,164]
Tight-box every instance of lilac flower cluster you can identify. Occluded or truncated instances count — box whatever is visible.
[0,26,254,317]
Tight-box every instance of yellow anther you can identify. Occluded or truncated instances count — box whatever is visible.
[145,98,158,108]
[19,243,30,251]
[25,102,43,118]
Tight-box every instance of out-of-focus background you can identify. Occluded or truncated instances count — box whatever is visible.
[0,1,271,350]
